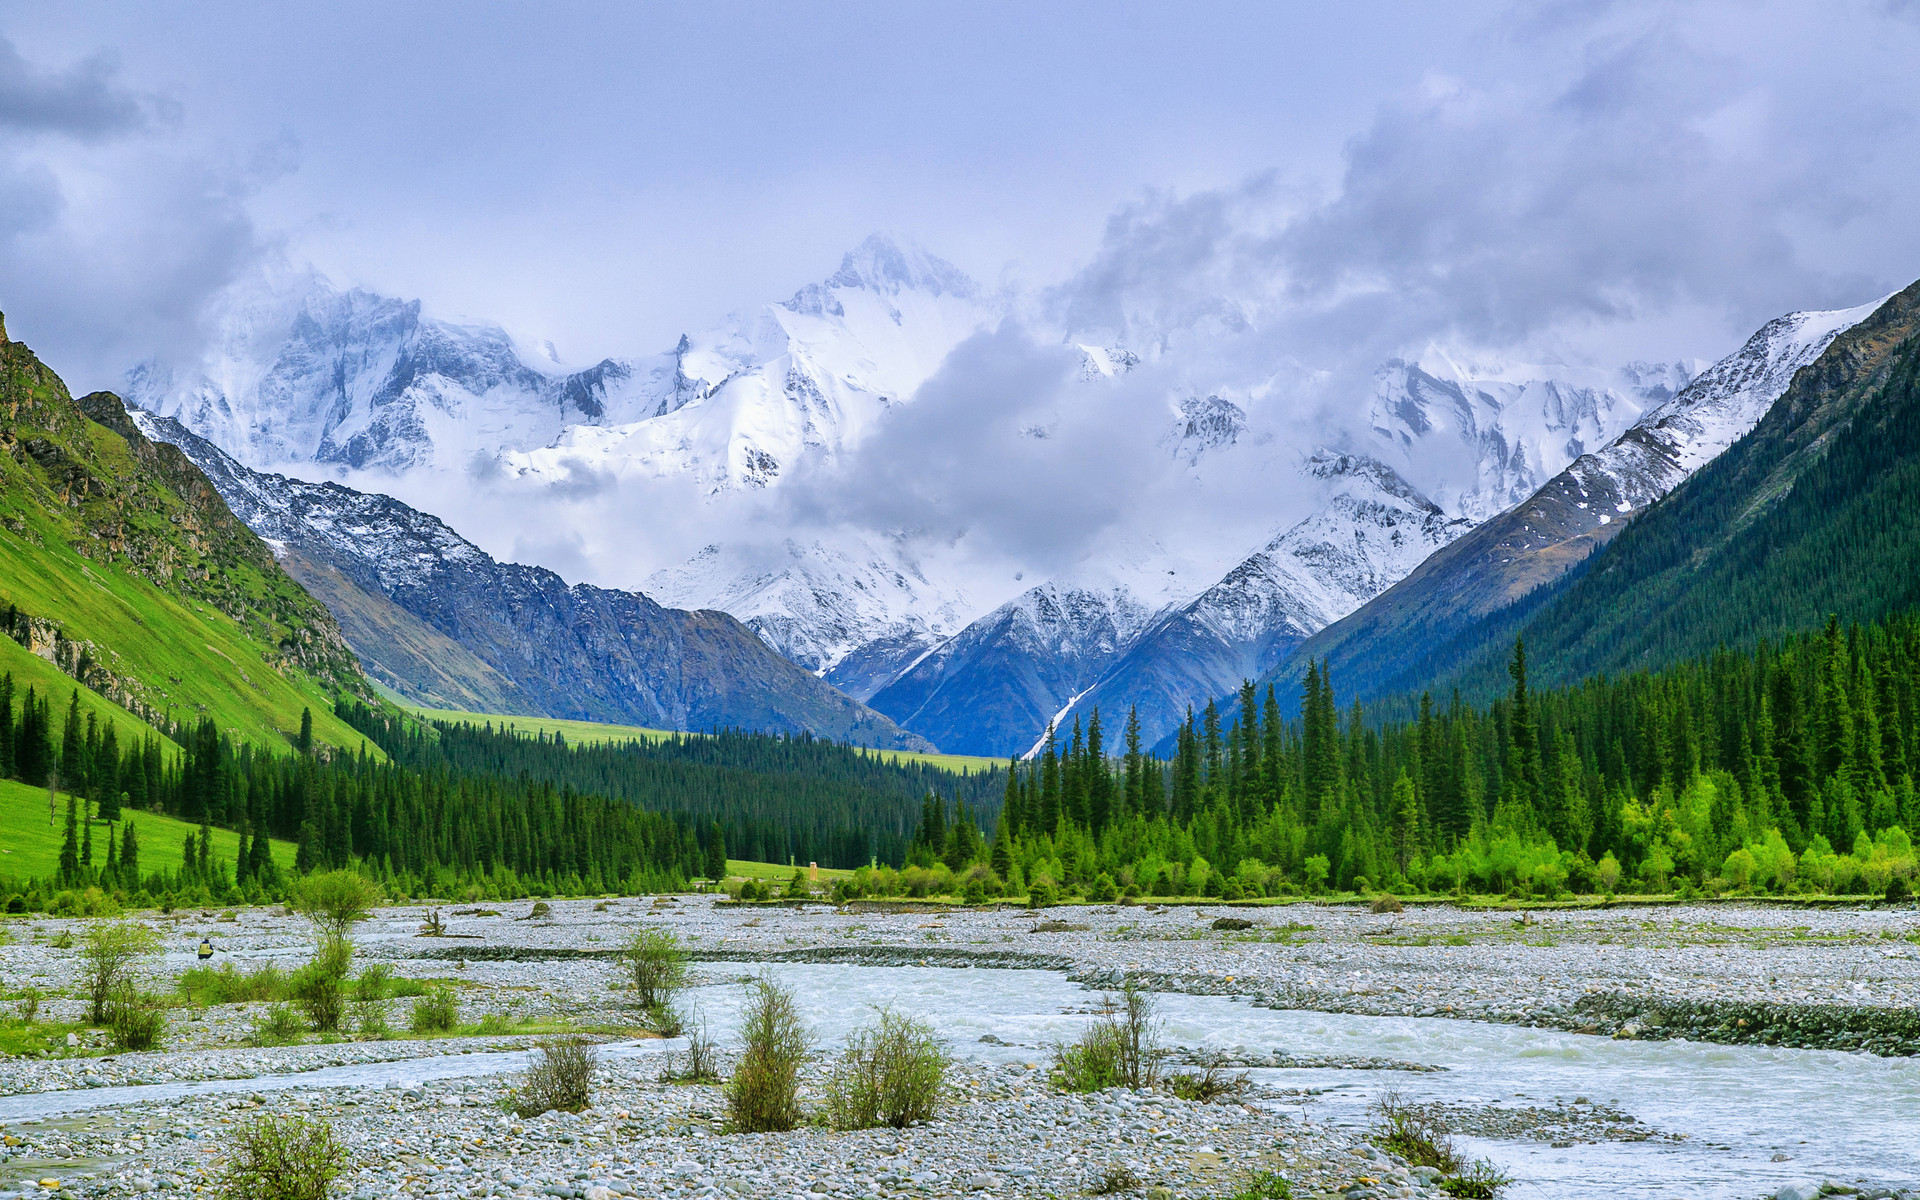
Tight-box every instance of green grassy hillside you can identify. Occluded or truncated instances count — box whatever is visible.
[0,315,370,751]
[0,777,296,885]
[400,701,1005,774]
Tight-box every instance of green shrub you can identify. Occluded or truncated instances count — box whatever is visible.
[725,975,810,1132]
[211,1114,347,1200]
[180,963,288,1006]
[823,1008,949,1130]
[16,986,42,1024]
[1026,883,1057,909]
[79,921,161,1024]
[1163,1063,1249,1103]
[290,872,383,942]
[1438,1159,1514,1199]
[351,964,393,1003]
[355,1001,390,1041]
[1369,1089,1462,1173]
[1228,1171,1294,1200]
[289,937,353,1033]
[251,1004,305,1047]
[510,1037,596,1117]
[620,928,687,1009]
[474,1012,515,1036]
[1089,874,1119,902]
[105,985,166,1051]
[1050,983,1163,1092]
[660,1016,719,1084]
[410,982,459,1033]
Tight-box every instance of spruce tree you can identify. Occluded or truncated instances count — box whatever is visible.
[120,819,140,888]
[705,820,727,882]
[59,795,79,883]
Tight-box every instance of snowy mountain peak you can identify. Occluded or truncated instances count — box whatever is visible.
[1164,393,1246,464]
[814,233,982,301]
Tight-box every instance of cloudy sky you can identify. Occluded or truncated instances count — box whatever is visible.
[4,1,1920,599]
[6,0,1917,389]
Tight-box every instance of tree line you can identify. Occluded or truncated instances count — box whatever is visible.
[867,612,1920,902]
[332,700,1003,871]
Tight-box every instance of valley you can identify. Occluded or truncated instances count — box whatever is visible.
[2,898,1916,1200]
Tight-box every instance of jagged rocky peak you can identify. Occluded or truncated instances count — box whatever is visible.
[1165,394,1246,463]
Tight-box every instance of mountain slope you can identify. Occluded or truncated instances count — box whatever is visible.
[1259,293,1890,709]
[0,312,370,750]
[867,573,1162,758]
[1060,452,1469,749]
[1495,278,1920,690]
[131,409,934,750]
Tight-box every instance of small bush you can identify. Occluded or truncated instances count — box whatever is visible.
[474,1012,515,1036]
[1051,983,1164,1092]
[180,963,287,1006]
[16,986,41,1024]
[79,921,162,1024]
[252,1004,305,1047]
[725,975,810,1132]
[1211,916,1254,931]
[660,1016,720,1084]
[1228,1171,1294,1200]
[355,1001,390,1040]
[1438,1159,1514,1199]
[1090,1164,1142,1194]
[290,871,383,942]
[824,1007,949,1130]
[620,928,687,1009]
[1163,1063,1249,1103]
[410,982,459,1033]
[648,1001,686,1037]
[352,964,393,1002]
[1370,1088,1462,1173]
[211,1114,347,1200]
[511,1037,596,1117]
[288,937,353,1033]
[105,985,166,1051]
[1369,894,1406,914]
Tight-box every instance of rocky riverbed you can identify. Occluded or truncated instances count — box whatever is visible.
[2,896,1918,1199]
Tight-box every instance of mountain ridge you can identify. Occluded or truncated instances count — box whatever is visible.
[128,409,936,750]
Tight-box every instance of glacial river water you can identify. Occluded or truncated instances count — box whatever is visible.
[5,962,1912,1199]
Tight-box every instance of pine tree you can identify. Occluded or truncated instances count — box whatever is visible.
[120,818,140,888]
[58,795,79,883]
[705,820,727,882]
[298,707,314,755]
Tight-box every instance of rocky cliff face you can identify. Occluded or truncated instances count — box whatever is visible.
[130,409,933,749]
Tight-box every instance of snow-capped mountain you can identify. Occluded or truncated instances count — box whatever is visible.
[128,228,1729,757]
[1246,293,1893,709]
[502,235,1002,493]
[126,406,933,749]
[865,451,1473,756]
[1368,354,1692,522]
[1052,452,1472,751]
[124,272,657,473]
[643,535,976,702]
[866,566,1172,760]
[1538,298,1888,526]
[859,355,1685,757]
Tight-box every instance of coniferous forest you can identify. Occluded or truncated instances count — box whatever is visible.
[850,612,1920,905]
[6,607,1920,910]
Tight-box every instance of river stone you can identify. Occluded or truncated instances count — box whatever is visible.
[1773,1183,1823,1200]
